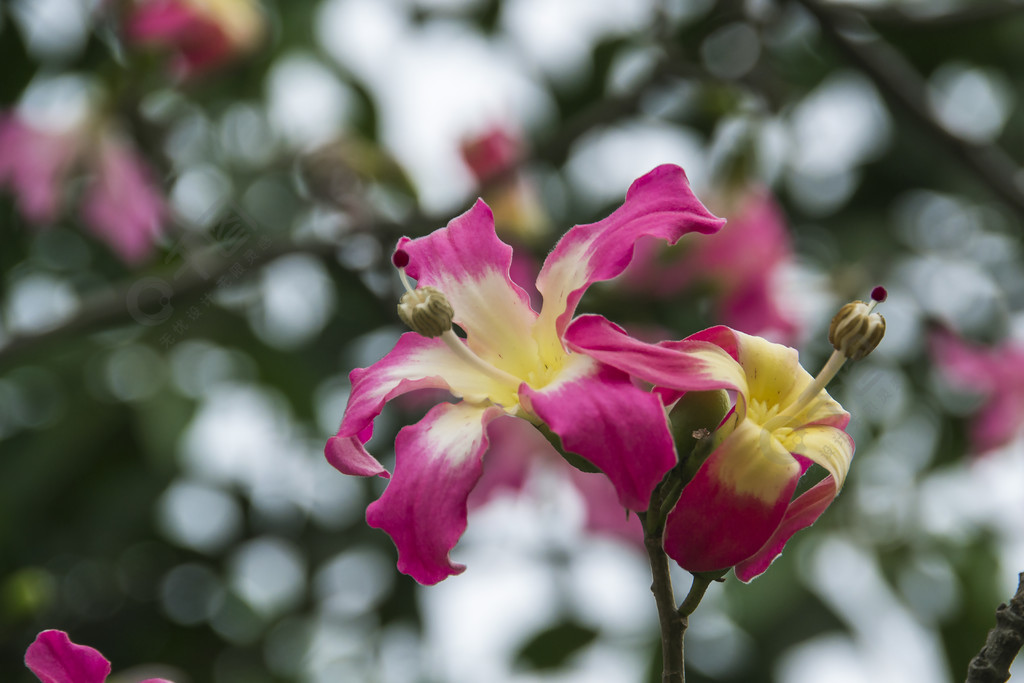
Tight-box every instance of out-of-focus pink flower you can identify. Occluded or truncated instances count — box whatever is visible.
[932,331,1024,454]
[125,0,265,79]
[623,187,799,344]
[0,115,80,223]
[460,126,549,242]
[0,111,167,263]
[82,134,167,264]
[25,630,172,683]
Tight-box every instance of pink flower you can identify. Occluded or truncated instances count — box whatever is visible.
[82,134,167,264]
[125,0,265,79]
[0,112,166,264]
[931,331,1024,454]
[325,164,724,584]
[25,630,172,683]
[566,317,854,581]
[623,187,799,343]
[0,115,80,223]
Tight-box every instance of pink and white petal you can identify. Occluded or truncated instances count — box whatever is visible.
[784,425,855,490]
[521,353,677,512]
[325,332,517,478]
[734,475,838,582]
[663,419,801,574]
[394,200,541,373]
[25,630,111,683]
[366,402,505,585]
[533,165,724,359]
[565,315,747,393]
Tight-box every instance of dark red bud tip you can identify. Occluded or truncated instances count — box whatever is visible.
[871,286,887,302]
[392,250,410,268]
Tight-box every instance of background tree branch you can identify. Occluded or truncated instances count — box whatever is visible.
[966,573,1024,683]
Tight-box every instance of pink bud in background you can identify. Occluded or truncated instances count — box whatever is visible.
[0,114,80,224]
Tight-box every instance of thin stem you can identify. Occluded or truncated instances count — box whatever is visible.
[642,498,687,683]
[679,574,716,618]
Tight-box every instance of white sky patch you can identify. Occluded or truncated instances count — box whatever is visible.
[799,536,952,683]
[266,52,355,149]
[566,122,706,207]
[789,72,891,176]
[928,62,1013,144]
[500,0,656,83]
[318,0,553,212]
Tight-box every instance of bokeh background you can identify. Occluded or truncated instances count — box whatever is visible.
[2,0,1024,681]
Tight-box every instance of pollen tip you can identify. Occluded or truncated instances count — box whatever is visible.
[871,286,887,303]
[392,250,410,269]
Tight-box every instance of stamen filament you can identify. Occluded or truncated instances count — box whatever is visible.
[441,329,523,391]
[763,349,846,432]
[398,267,416,295]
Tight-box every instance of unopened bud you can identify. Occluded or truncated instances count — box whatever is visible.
[398,286,454,338]
[829,300,885,361]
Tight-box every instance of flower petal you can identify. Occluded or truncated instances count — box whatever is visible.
[325,332,516,478]
[734,475,839,582]
[533,165,724,361]
[783,425,854,490]
[520,353,677,511]
[663,419,801,573]
[366,402,505,584]
[394,200,541,376]
[25,630,111,683]
[565,315,747,393]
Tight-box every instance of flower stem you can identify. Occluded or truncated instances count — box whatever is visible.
[642,500,687,683]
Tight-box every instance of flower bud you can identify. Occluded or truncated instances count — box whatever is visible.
[829,300,885,361]
[398,286,454,338]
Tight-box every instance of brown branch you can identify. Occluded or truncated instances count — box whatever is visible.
[826,1,1024,28]
[793,0,1024,222]
[0,235,390,370]
[966,573,1024,683]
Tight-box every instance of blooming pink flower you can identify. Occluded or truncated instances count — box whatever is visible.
[125,0,265,79]
[931,331,1024,454]
[623,187,799,343]
[325,164,724,584]
[82,134,167,264]
[567,317,854,581]
[0,111,166,264]
[25,630,172,683]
